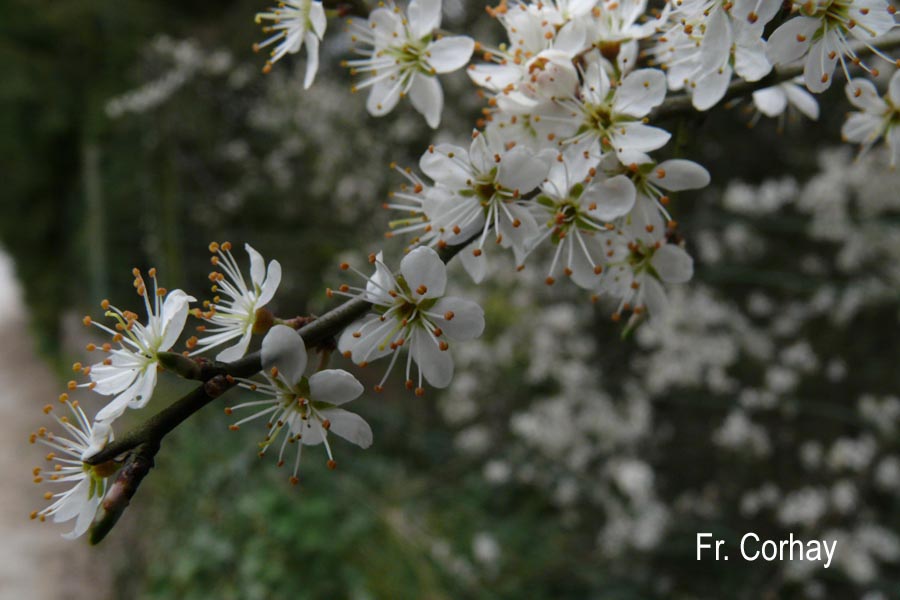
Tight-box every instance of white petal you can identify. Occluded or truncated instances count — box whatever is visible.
[651,159,711,191]
[309,2,327,38]
[888,125,900,168]
[642,276,669,321]
[90,362,138,396]
[844,78,887,112]
[337,316,396,363]
[782,83,820,120]
[467,63,523,92]
[426,36,475,73]
[246,243,266,287]
[400,246,447,300]
[803,35,838,93]
[261,325,307,386]
[128,366,158,409]
[257,259,282,307]
[497,203,540,263]
[309,369,364,406]
[766,17,818,66]
[752,87,788,117]
[553,19,587,55]
[366,76,403,117]
[583,174,636,221]
[732,0,781,26]
[420,143,471,189]
[734,34,772,82]
[691,65,732,111]
[430,296,485,340]
[459,243,487,283]
[614,68,667,117]
[95,389,136,423]
[303,32,320,89]
[408,0,442,39]
[841,112,882,144]
[612,123,671,154]
[652,245,693,283]
[369,8,404,47]
[497,147,553,192]
[698,7,732,73]
[411,327,453,388]
[319,408,373,448]
[409,74,444,129]
[216,329,253,363]
[158,290,195,351]
[890,70,900,107]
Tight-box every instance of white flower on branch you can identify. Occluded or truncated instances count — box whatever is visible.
[386,128,555,279]
[595,198,695,323]
[78,269,195,424]
[766,0,897,93]
[842,71,900,167]
[335,247,485,394]
[344,0,475,128]
[524,147,636,288]
[557,63,670,165]
[649,0,773,110]
[228,325,372,485]
[254,0,327,88]
[188,241,282,362]
[30,399,116,539]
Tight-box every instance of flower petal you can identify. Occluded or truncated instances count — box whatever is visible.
[803,35,838,93]
[766,16,818,66]
[614,68,667,117]
[409,74,444,129]
[430,296,485,340]
[216,329,253,363]
[303,32,320,89]
[257,259,282,307]
[420,143,472,189]
[261,325,308,386]
[844,78,887,112]
[408,0,442,39]
[310,369,364,406]
[752,87,788,117]
[497,147,553,192]
[584,174,636,221]
[427,36,475,73]
[652,244,693,283]
[366,76,403,117]
[401,246,447,300]
[246,243,266,287]
[319,408,373,448]
[412,327,453,388]
[158,289,195,351]
[651,159,711,191]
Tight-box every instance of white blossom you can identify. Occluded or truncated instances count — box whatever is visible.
[254,0,327,88]
[189,241,282,362]
[80,269,195,423]
[228,325,372,484]
[336,247,485,393]
[30,399,115,539]
[766,1,897,93]
[345,0,475,127]
[841,71,900,167]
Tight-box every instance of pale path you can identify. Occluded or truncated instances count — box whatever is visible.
[0,250,109,600]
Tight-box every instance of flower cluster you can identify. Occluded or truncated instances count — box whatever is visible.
[32,247,291,538]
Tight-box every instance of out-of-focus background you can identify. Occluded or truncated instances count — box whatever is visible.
[2,1,900,598]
